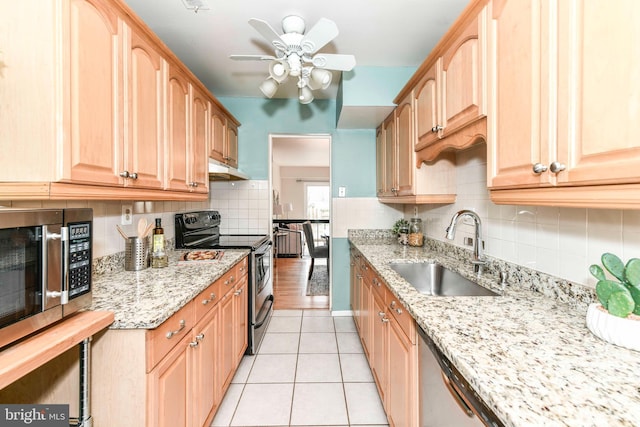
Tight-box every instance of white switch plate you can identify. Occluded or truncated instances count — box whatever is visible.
[122,205,133,225]
[338,186,346,197]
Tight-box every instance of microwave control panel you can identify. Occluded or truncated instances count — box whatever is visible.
[68,222,91,297]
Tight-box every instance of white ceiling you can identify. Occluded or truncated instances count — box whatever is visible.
[122,0,471,102]
[272,136,330,167]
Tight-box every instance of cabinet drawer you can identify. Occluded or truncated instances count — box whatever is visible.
[386,293,416,345]
[366,268,386,303]
[220,265,239,296]
[236,256,248,278]
[194,279,222,321]
[146,301,195,372]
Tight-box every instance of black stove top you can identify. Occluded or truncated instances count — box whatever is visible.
[175,211,269,250]
[215,234,269,250]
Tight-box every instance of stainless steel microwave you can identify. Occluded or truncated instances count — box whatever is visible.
[0,208,93,349]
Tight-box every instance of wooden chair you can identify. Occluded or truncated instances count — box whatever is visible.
[302,221,329,280]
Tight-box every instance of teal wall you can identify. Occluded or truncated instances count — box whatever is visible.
[217,96,377,310]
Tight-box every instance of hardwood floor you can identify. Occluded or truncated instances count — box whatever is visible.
[273,256,329,310]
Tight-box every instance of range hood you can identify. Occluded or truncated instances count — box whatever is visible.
[208,158,250,181]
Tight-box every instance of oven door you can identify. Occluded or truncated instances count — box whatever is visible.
[249,240,273,354]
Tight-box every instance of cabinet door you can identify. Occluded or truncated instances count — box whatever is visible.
[488,0,552,189]
[219,291,235,390]
[556,0,640,186]
[375,126,386,197]
[382,114,396,197]
[166,66,191,191]
[387,319,417,427]
[148,335,189,427]
[192,306,219,427]
[233,278,248,366]
[126,27,164,189]
[371,292,388,405]
[210,108,226,163]
[395,97,415,196]
[441,12,485,139]
[414,62,440,149]
[190,86,209,193]
[226,123,239,169]
[66,0,123,186]
[360,278,372,360]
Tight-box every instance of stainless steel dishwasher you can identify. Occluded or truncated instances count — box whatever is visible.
[419,326,505,427]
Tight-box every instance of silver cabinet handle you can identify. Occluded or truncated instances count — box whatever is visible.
[234,288,243,296]
[381,317,390,323]
[166,319,186,339]
[431,125,443,132]
[532,163,548,174]
[190,334,204,348]
[549,161,566,173]
[195,333,204,341]
[119,171,130,178]
[202,292,216,305]
[130,172,138,180]
[378,311,385,317]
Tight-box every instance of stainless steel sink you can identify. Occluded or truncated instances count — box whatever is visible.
[389,262,499,296]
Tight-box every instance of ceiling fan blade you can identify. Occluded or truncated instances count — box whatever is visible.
[230,54,276,61]
[311,54,356,71]
[248,18,287,51]
[300,18,339,54]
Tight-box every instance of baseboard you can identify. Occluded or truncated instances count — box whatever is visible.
[331,310,353,317]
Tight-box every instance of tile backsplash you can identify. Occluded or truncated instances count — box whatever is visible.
[208,180,271,234]
[416,143,640,288]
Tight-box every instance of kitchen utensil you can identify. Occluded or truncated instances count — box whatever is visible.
[137,218,148,239]
[143,223,154,238]
[116,224,128,240]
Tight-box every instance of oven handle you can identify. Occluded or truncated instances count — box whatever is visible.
[180,235,220,248]
[254,295,274,328]
[255,240,273,256]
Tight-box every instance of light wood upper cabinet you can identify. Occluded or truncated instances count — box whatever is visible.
[0,0,239,201]
[190,86,210,193]
[412,7,487,162]
[488,0,640,208]
[377,95,457,205]
[226,122,239,169]
[166,65,191,192]
[210,108,227,163]
[414,62,440,149]
[125,26,164,189]
[66,0,123,187]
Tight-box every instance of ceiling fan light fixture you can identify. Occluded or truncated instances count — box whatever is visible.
[259,78,279,98]
[299,86,314,104]
[268,60,290,83]
[308,68,332,90]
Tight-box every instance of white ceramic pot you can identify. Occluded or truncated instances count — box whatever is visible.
[586,303,640,352]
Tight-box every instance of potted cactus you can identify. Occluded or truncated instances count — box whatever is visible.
[586,253,640,351]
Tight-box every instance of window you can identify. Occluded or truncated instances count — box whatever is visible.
[305,183,330,219]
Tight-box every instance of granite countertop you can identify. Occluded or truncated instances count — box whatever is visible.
[90,249,250,329]
[349,233,640,427]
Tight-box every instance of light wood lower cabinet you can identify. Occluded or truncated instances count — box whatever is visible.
[349,248,419,427]
[92,257,248,427]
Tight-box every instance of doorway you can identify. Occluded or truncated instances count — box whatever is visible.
[270,134,331,310]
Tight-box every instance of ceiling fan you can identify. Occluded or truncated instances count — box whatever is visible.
[230,15,356,104]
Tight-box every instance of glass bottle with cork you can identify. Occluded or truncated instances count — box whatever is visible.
[151,218,168,268]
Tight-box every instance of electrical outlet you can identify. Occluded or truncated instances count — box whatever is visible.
[463,237,474,247]
[413,206,418,216]
[338,186,346,197]
[122,205,133,225]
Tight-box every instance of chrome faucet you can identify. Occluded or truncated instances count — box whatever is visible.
[445,210,487,274]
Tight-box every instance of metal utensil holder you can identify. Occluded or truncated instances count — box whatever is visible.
[125,236,149,271]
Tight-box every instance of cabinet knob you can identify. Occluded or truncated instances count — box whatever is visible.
[234,289,243,296]
[549,161,566,173]
[189,182,199,188]
[166,319,186,339]
[381,317,390,323]
[532,163,548,174]
[130,172,138,180]
[119,171,130,178]
[431,125,443,133]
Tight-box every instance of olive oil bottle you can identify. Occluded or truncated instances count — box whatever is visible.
[151,218,168,268]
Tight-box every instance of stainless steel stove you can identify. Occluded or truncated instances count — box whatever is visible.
[175,211,273,354]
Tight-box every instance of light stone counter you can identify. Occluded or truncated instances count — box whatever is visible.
[349,231,640,427]
[90,249,249,329]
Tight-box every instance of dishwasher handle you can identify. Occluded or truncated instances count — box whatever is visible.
[441,371,474,417]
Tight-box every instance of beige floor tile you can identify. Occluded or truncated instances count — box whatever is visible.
[230,383,294,426]
[290,383,348,425]
[298,332,338,354]
[296,353,342,383]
